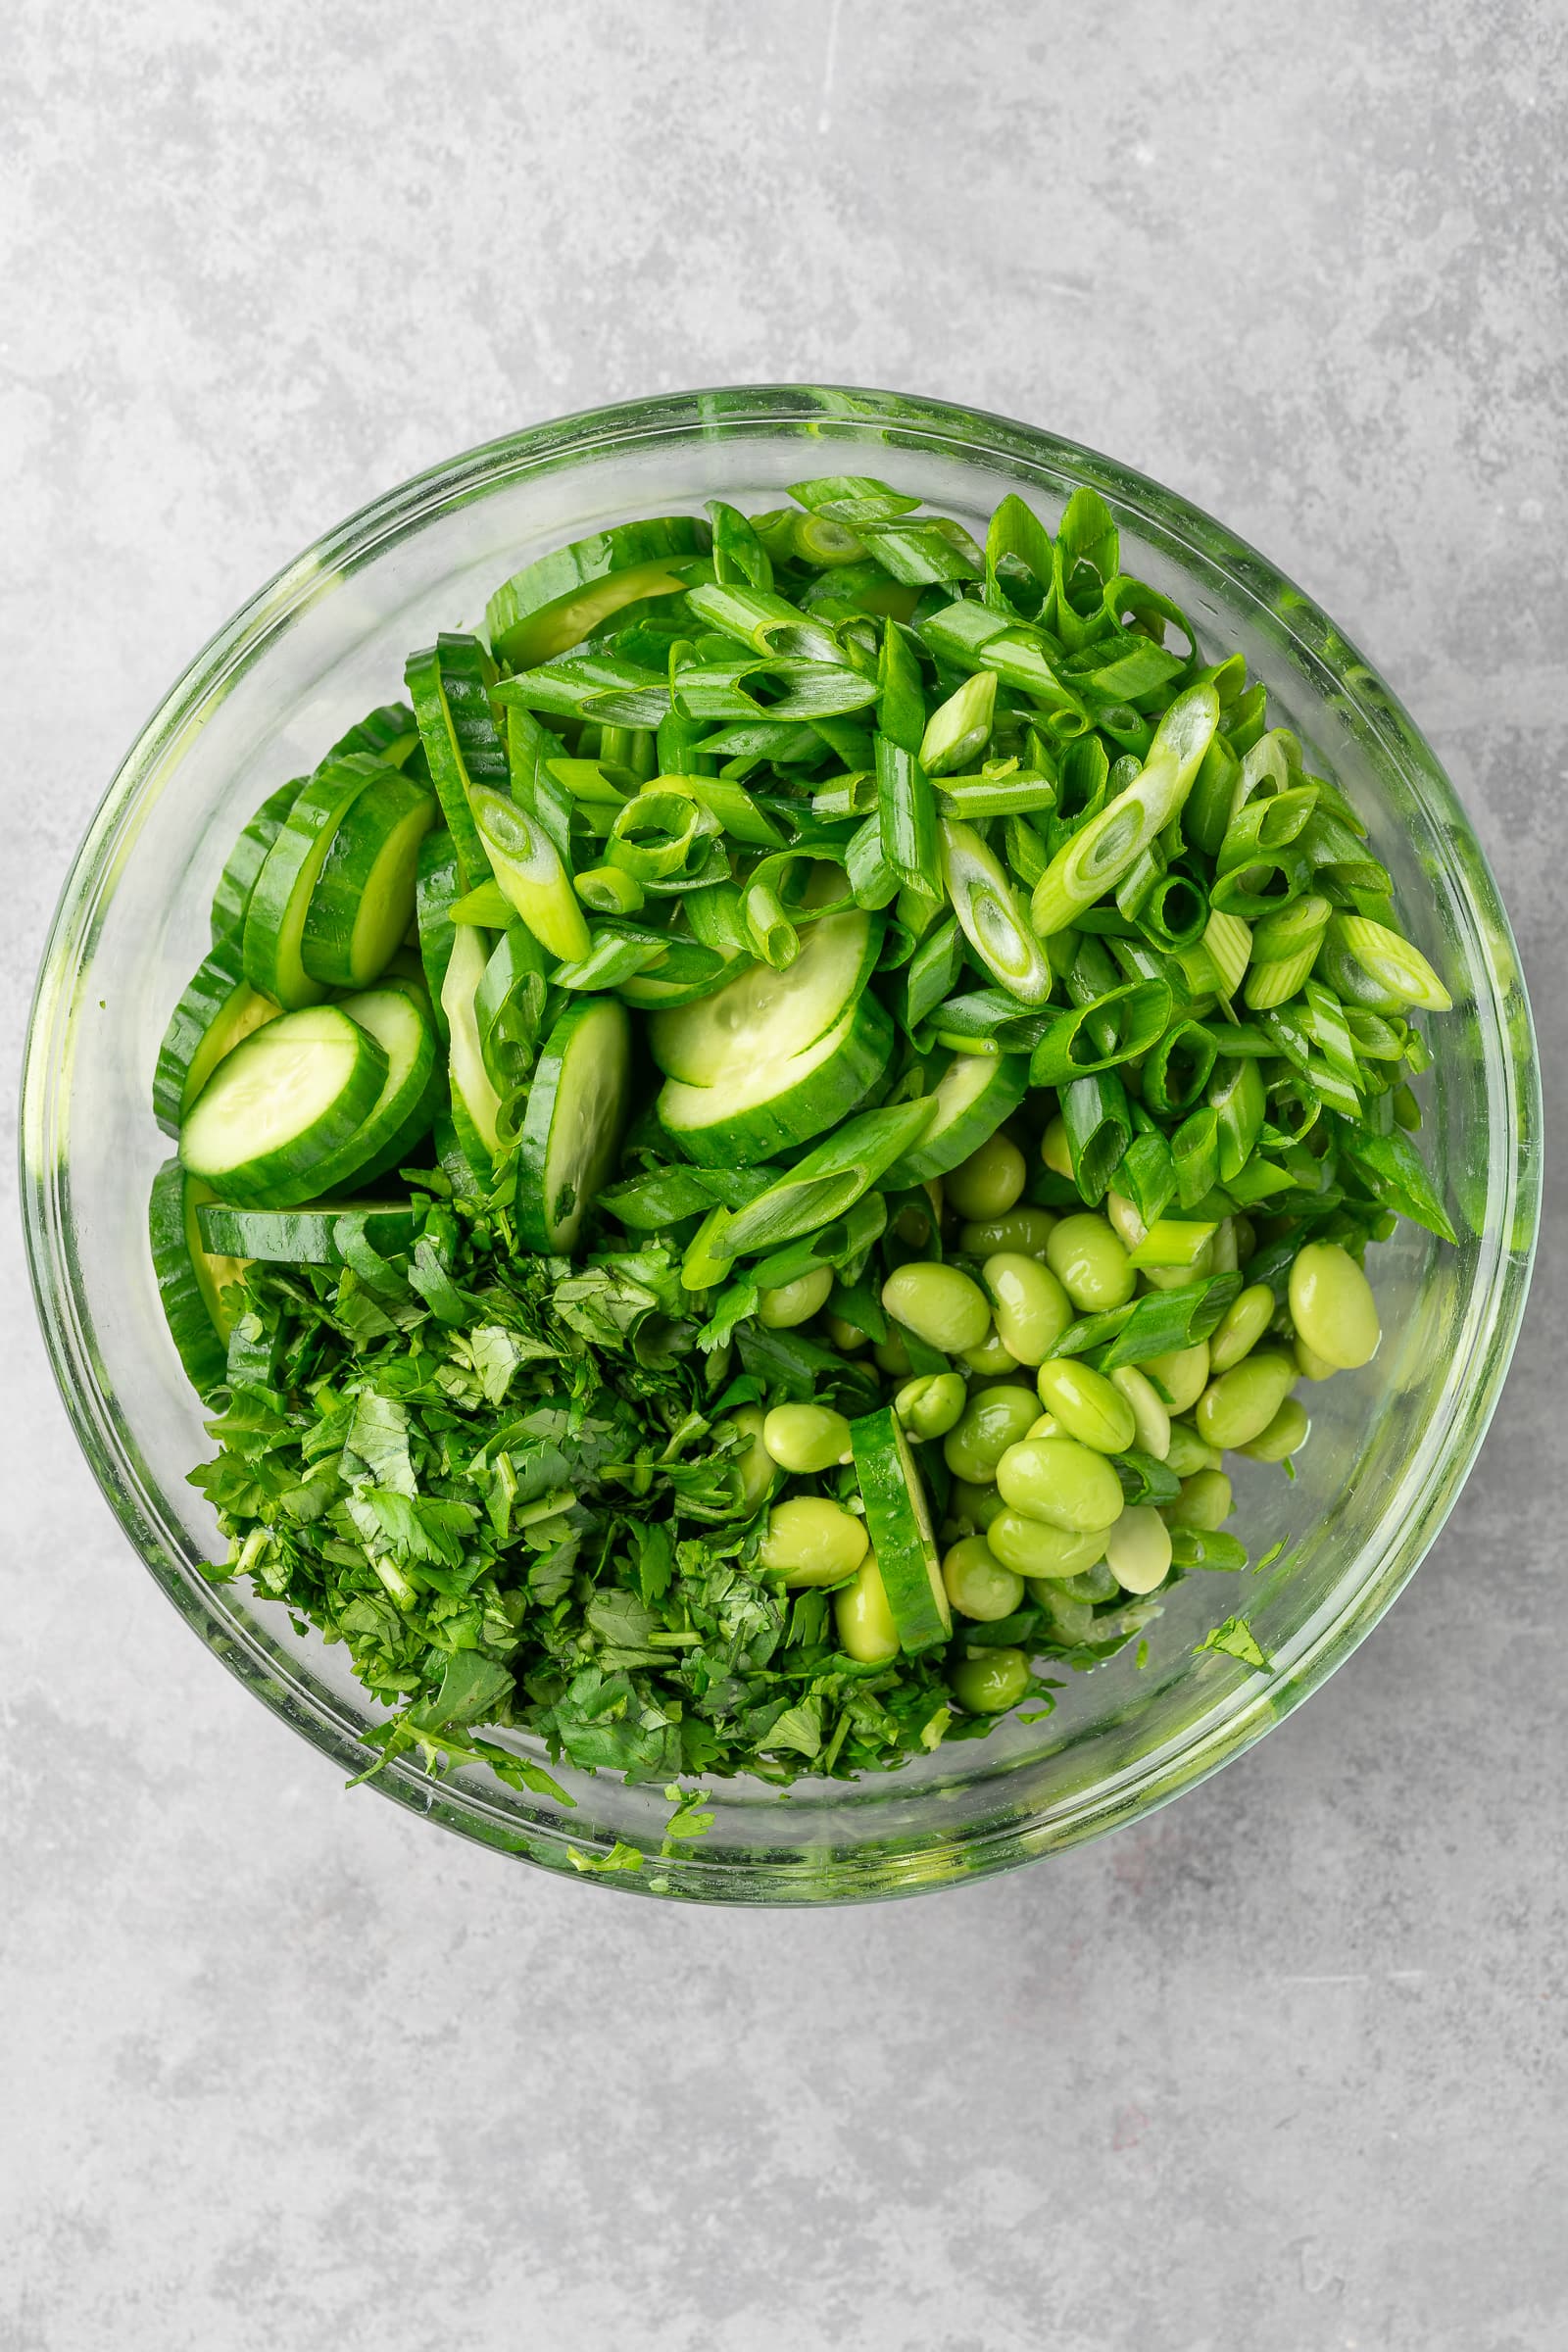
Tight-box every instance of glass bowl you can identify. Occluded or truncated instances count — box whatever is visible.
[21,385,1541,1904]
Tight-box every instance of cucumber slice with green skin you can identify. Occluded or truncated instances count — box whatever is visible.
[515,997,632,1253]
[325,699,420,768]
[850,1407,952,1651]
[179,1005,389,1207]
[210,776,304,946]
[618,964,739,1010]
[405,633,507,889]
[196,1199,422,1263]
[470,784,592,962]
[299,767,438,989]
[242,755,384,1009]
[441,922,506,1165]
[304,978,440,1196]
[486,518,710,668]
[416,830,466,1042]
[649,908,881,1085]
[881,1052,1030,1187]
[149,1158,247,1396]
[475,924,548,1095]
[152,932,281,1135]
[658,989,895,1168]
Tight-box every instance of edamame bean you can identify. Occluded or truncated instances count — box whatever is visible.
[1035,1357,1137,1454]
[943,1384,1040,1484]
[761,1402,854,1475]
[1059,1557,1119,1604]
[989,1510,1106,1580]
[982,1250,1075,1365]
[882,1261,991,1354]
[950,1478,1006,1533]
[1164,1418,1222,1477]
[1046,1213,1136,1311]
[1026,1584,1096,1643]
[958,1205,1055,1258]
[1041,1114,1074,1178]
[759,1495,868,1587]
[1207,1282,1276,1374]
[1164,1468,1233,1530]
[958,1328,1020,1377]
[1288,1241,1381,1369]
[1026,1412,1060,1439]
[726,1405,779,1515]
[1143,1342,1210,1414]
[950,1645,1031,1714]
[1294,1334,1339,1382]
[996,1436,1125,1533]
[1240,1396,1310,1462]
[758,1266,834,1328]
[1210,1218,1240,1274]
[892,1200,936,1249]
[874,1330,912,1377]
[1195,1349,1298,1449]
[825,1313,868,1353]
[942,1534,1026,1621]
[947,1132,1027,1220]
[894,1372,967,1441]
[834,1548,900,1663]
[1104,1505,1172,1595]
[1109,1366,1170,1460]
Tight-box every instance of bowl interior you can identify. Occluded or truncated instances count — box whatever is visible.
[23,386,1540,1902]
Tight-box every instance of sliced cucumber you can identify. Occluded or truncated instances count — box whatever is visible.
[153,932,281,1135]
[486,517,710,668]
[210,776,304,946]
[307,978,441,1195]
[242,754,384,1009]
[515,997,632,1252]
[658,989,894,1168]
[649,908,881,1084]
[196,1199,421,1263]
[325,699,420,768]
[881,1052,1030,1187]
[179,1005,389,1207]
[299,766,438,989]
[441,921,506,1165]
[850,1408,952,1651]
[149,1158,247,1396]
[405,633,508,889]
[416,829,465,1040]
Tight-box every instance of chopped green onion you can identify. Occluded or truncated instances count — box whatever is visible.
[1329,914,1452,1012]
[1029,686,1220,935]
[1060,1070,1133,1204]
[919,671,998,776]
[939,819,1053,1005]
[574,864,645,915]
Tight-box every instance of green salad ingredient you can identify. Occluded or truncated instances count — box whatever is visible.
[149,471,1455,1805]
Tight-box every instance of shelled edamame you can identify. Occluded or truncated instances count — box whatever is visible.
[164,467,1454,1801]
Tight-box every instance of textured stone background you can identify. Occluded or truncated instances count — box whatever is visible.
[3,3,1565,2346]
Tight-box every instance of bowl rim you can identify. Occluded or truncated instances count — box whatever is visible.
[20,381,1544,1903]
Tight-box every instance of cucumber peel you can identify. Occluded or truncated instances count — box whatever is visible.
[850,1408,952,1651]
[485,518,710,667]
[515,997,631,1252]
[153,932,281,1134]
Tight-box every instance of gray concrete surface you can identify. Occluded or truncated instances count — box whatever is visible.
[3,3,1565,2346]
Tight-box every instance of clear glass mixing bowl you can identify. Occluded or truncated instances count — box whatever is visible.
[21,385,1541,1903]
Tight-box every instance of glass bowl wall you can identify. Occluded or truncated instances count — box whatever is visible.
[21,386,1541,1902]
